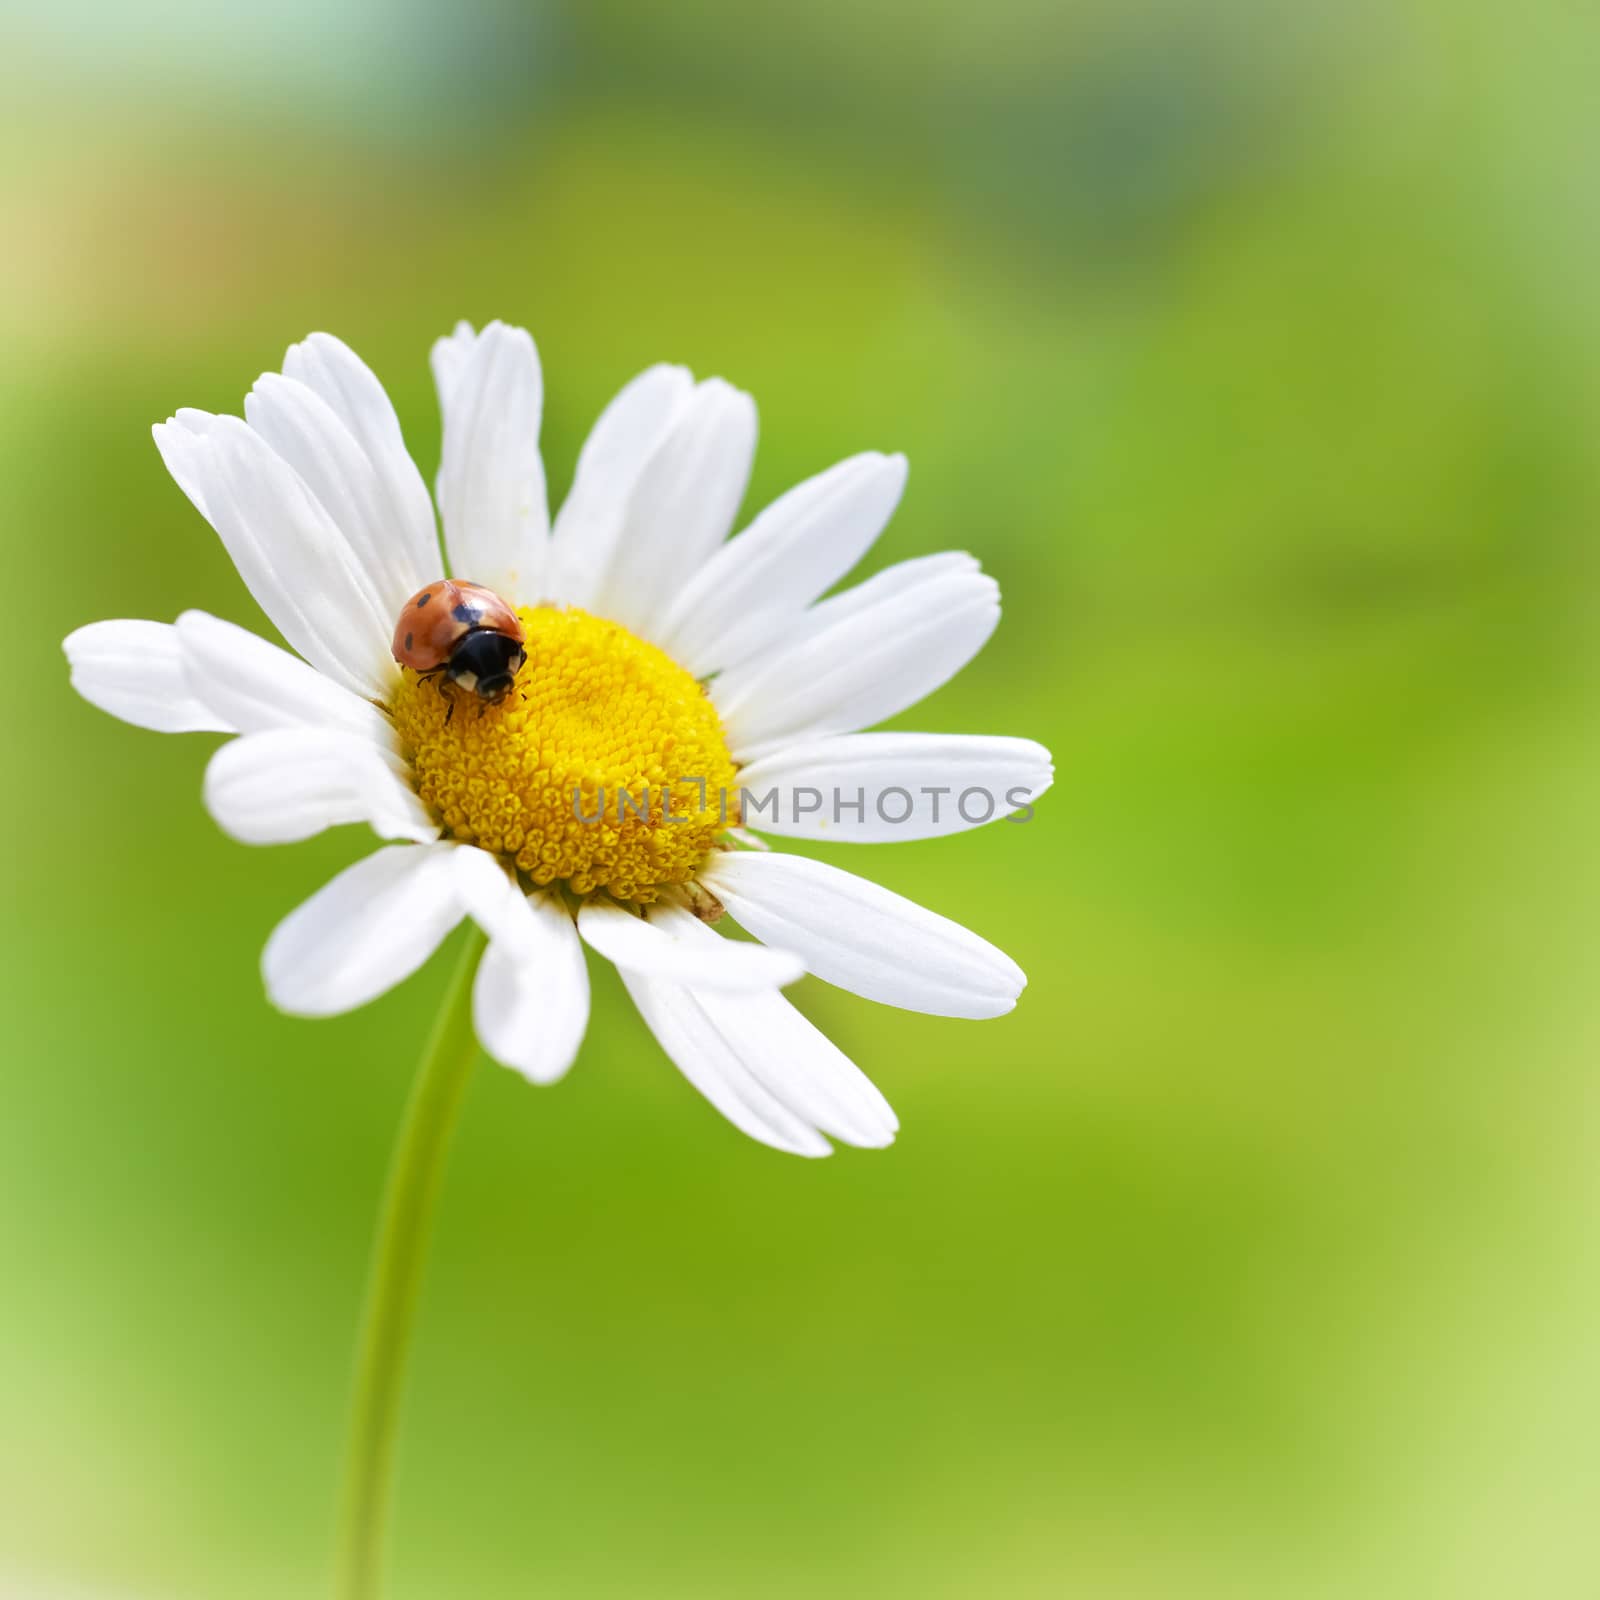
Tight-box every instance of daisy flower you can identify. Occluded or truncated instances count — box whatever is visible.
[64,322,1053,1157]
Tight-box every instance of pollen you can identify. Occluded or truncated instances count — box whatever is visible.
[391,606,740,902]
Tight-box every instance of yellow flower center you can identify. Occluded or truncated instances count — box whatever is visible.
[392,606,739,902]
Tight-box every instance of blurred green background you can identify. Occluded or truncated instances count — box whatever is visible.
[6,0,1600,1595]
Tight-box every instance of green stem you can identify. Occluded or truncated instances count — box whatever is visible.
[335,924,487,1600]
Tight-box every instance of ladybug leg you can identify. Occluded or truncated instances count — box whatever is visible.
[415,665,455,725]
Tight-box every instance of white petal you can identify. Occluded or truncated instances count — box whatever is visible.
[63,619,232,733]
[591,378,757,637]
[445,840,532,949]
[654,452,908,677]
[262,843,468,1017]
[621,971,832,1157]
[472,889,591,1085]
[736,733,1054,843]
[244,371,431,619]
[434,320,549,603]
[687,984,898,1149]
[577,895,803,990]
[627,908,896,1147]
[154,407,218,518]
[698,851,1025,1019]
[204,728,437,845]
[175,610,397,750]
[153,413,395,698]
[548,363,695,607]
[713,557,999,761]
[278,333,441,602]
[782,550,978,634]
[429,320,478,407]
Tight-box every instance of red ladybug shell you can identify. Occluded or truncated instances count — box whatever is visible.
[391,580,524,671]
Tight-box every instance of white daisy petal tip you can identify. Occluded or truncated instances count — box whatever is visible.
[717,555,1004,758]
[429,320,479,402]
[612,909,899,1155]
[648,360,695,387]
[653,446,912,676]
[258,332,442,623]
[592,374,758,633]
[173,608,398,748]
[466,319,541,379]
[733,733,1055,844]
[434,317,549,601]
[467,875,590,1086]
[863,446,909,500]
[151,409,397,699]
[698,373,756,413]
[280,330,375,386]
[151,417,214,519]
[261,844,467,1019]
[546,361,699,606]
[281,329,337,362]
[699,851,1027,1021]
[202,728,438,847]
[622,971,837,1158]
[699,983,902,1149]
[63,618,233,734]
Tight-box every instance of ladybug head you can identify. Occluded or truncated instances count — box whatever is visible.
[447,629,526,702]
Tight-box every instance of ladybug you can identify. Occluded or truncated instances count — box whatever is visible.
[391,580,526,715]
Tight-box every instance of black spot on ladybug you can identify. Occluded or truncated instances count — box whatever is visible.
[417,592,432,607]
[453,603,481,625]
[404,632,414,651]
